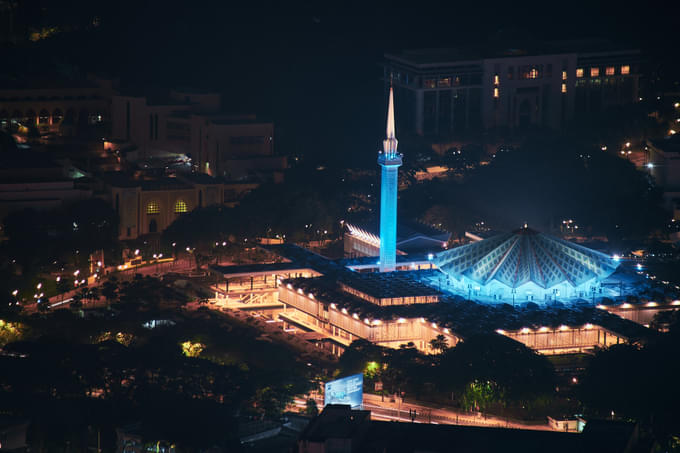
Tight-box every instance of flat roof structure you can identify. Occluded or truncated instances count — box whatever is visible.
[209,262,312,279]
[337,271,441,306]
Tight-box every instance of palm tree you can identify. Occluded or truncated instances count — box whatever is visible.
[429,334,449,354]
[101,277,119,308]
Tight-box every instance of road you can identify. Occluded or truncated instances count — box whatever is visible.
[293,393,553,431]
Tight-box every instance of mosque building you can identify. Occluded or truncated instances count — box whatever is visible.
[208,89,651,357]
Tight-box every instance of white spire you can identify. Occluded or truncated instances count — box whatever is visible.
[383,86,398,158]
[386,86,396,139]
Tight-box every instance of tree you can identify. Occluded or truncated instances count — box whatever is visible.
[87,287,100,305]
[429,334,449,354]
[439,334,555,407]
[305,398,318,416]
[101,277,119,308]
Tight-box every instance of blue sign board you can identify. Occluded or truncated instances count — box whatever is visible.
[324,373,363,409]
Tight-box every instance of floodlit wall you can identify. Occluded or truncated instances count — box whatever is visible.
[446,275,601,304]
[500,325,625,354]
[339,283,439,306]
[279,285,458,352]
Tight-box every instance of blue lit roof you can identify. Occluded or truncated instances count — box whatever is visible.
[435,227,619,289]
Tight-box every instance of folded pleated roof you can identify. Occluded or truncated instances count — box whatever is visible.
[435,227,619,289]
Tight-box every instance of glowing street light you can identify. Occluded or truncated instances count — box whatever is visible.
[11,290,18,296]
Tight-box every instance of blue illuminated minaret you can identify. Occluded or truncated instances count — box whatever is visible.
[378,87,402,272]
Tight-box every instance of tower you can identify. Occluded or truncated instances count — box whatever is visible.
[378,87,402,272]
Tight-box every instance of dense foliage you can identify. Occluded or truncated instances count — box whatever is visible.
[402,134,669,240]
[338,334,556,416]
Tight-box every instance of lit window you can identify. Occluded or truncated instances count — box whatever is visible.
[529,68,538,79]
[174,199,188,213]
[590,67,599,77]
[423,79,436,89]
[493,74,500,86]
[493,87,499,98]
[606,66,615,76]
[438,77,451,88]
[576,68,584,78]
[621,65,630,75]
[561,83,567,94]
[562,70,567,81]
[146,201,160,214]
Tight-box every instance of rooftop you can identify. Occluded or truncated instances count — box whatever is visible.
[299,405,370,442]
[386,39,639,67]
[337,270,442,300]
[100,172,194,190]
[282,272,651,340]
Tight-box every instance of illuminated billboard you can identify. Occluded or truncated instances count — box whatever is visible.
[324,373,363,408]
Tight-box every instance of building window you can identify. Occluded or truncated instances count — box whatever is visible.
[606,66,615,76]
[438,77,451,88]
[423,79,436,89]
[174,199,188,213]
[146,201,160,214]
[38,109,49,125]
[561,83,567,94]
[529,68,539,79]
[52,109,63,123]
[493,74,500,86]
[590,67,599,77]
[621,65,630,75]
[576,68,584,78]
[507,67,514,80]
[562,70,567,81]
[493,87,499,98]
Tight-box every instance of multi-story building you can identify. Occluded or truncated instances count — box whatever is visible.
[384,40,642,136]
[110,90,285,182]
[0,75,116,135]
[102,172,225,240]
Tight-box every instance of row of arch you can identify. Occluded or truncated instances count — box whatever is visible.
[0,108,100,126]
[146,199,189,215]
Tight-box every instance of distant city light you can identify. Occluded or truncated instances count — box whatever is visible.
[647,163,654,169]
